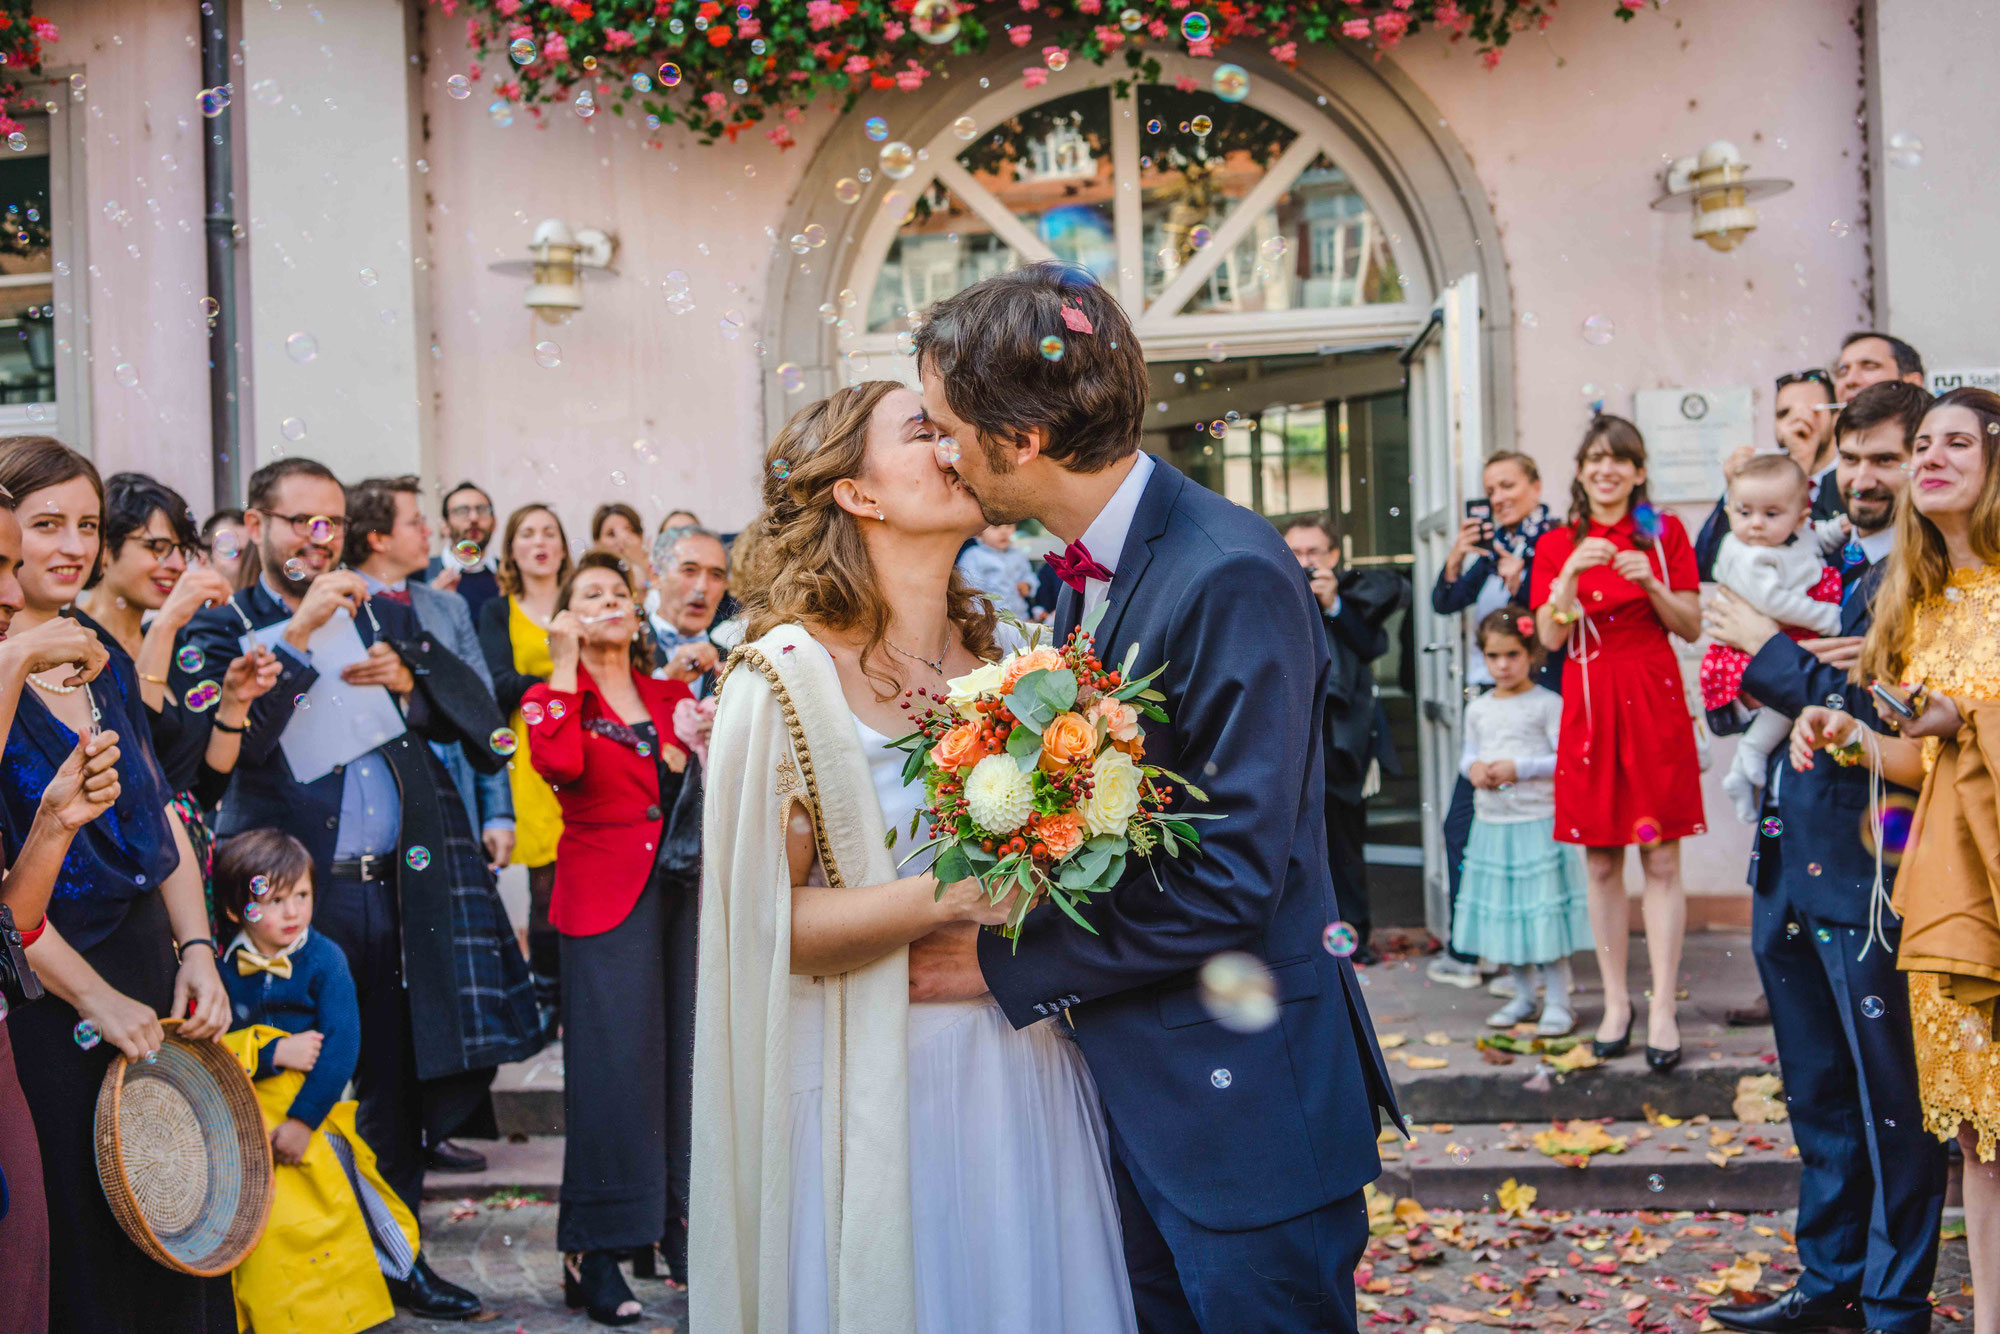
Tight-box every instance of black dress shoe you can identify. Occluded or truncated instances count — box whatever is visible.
[1709,1288,1862,1334]
[387,1255,484,1321]
[426,1140,488,1174]
[1591,1016,1634,1060]
[1646,1044,1683,1073]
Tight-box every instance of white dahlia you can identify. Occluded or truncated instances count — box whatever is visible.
[964,753,1036,833]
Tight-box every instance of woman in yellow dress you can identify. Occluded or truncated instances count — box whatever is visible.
[1792,386,2000,1334]
[477,503,574,1029]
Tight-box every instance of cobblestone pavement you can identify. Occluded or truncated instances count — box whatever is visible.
[383,1194,1971,1333]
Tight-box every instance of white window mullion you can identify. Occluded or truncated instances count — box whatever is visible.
[1143,133,1324,322]
[929,159,1057,266]
[1110,96,1144,312]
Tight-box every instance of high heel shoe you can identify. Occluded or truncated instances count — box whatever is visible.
[1591,1014,1634,1060]
[564,1251,644,1327]
[1646,1044,1683,1073]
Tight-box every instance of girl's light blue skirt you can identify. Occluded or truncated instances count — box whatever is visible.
[1450,816,1594,965]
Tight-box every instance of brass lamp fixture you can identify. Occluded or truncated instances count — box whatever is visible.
[488,219,618,324]
[1650,141,1792,252]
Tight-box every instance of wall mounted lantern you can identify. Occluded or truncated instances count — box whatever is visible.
[1650,141,1792,252]
[488,218,618,324]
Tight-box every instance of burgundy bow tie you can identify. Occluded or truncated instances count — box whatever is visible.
[1047,540,1112,594]
[377,588,412,606]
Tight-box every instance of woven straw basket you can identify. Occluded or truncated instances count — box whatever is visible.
[93,1018,274,1275]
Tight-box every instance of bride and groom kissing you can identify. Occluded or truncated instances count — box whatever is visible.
[690,262,1401,1334]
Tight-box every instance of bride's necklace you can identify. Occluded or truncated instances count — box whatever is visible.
[885,632,948,676]
[27,671,78,695]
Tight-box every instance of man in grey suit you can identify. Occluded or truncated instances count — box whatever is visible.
[346,477,520,1175]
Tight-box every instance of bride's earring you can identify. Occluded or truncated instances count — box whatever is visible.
[875,508,885,521]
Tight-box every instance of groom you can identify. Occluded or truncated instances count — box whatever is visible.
[911,262,1402,1332]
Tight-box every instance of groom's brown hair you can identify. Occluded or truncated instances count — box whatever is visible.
[912,262,1146,475]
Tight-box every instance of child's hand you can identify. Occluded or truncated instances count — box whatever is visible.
[1487,759,1518,786]
[271,1118,314,1165]
[1467,761,1490,790]
[274,1031,324,1072]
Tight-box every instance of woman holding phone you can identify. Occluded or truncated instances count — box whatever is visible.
[1790,387,2000,1326]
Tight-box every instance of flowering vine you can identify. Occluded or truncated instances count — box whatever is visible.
[0,4,56,138]
[435,0,1648,147]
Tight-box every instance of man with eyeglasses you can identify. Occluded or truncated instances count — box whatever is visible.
[169,458,544,1322]
[421,481,501,622]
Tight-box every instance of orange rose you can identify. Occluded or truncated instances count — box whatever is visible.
[1033,811,1085,861]
[1092,697,1140,742]
[933,721,984,772]
[1039,711,1096,773]
[1000,646,1064,694]
[1112,731,1146,762]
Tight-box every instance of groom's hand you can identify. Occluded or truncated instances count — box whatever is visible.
[908,922,988,1003]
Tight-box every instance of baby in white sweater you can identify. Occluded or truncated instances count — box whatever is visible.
[1700,455,1844,822]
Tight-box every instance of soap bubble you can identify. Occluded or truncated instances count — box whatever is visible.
[1198,951,1277,1032]
[250,874,271,897]
[533,341,562,369]
[658,62,682,86]
[1146,118,1162,134]
[280,416,307,442]
[1120,8,1146,31]
[1959,1014,1992,1052]
[113,363,140,388]
[864,116,890,142]
[1189,114,1213,137]
[776,363,805,393]
[1633,817,1663,847]
[1842,541,1865,565]
[1581,314,1615,345]
[251,78,283,106]
[244,903,264,923]
[879,142,916,179]
[184,680,222,713]
[546,699,567,721]
[1181,11,1212,41]
[631,72,653,92]
[306,516,334,544]
[406,846,432,871]
[1760,816,1784,838]
[488,100,515,128]
[803,223,827,248]
[490,728,518,757]
[1829,219,1852,238]
[771,458,792,480]
[446,74,471,100]
[911,0,961,44]
[1039,335,1066,361]
[1860,995,1885,1019]
[520,700,545,726]
[1806,862,1822,877]
[1860,793,1916,864]
[1647,1174,1664,1192]
[1887,132,1923,169]
[509,37,536,64]
[1189,225,1212,249]
[1212,65,1250,102]
[74,1019,102,1049]
[199,86,232,118]
[834,177,863,204]
[453,539,482,566]
[1322,921,1359,957]
[935,437,962,466]
[176,645,204,673]
[282,558,305,580]
[1046,50,1069,72]
[4,131,23,152]
[285,332,318,363]
[952,115,978,141]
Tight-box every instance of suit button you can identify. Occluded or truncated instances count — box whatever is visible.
[1210,1069,1233,1089]
[645,805,662,821]
[325,817,338,829]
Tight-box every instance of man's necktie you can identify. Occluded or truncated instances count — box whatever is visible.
[1046,540,1113,593]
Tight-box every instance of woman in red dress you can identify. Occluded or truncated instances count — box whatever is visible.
[1530,416,1704,1072]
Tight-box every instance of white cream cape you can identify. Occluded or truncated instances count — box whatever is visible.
[690,623,917,1333]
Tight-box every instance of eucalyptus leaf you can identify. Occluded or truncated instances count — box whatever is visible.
[1049,889,1101,935]
[1007,725,1042,772]
[1081,599,1109,636]
[933,843,973,886]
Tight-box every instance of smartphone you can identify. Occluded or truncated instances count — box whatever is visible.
[1869,681,1916,720]
[1464,498,1495,546]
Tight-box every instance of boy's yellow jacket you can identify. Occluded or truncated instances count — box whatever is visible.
[220,1026,420,1334]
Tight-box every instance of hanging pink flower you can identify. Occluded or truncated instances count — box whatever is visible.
[1269,40,1297,63]
[603,27,636,50]
[737,17,761,37]
[1041,45,1069,66]
[1374,12,1409,38]
[1186,36,1213,56]
[542,31,569,61]
[1481,48,1502,68]
[895,62,927,89]
[1147,18,1169,38]
[1340,17,1371,38]
[843,52,872,73]
[1094,25,1124,47]
[468,61,484,79]
[1007,23,1033,45]
[1077,0,1102,12]
[1019,0,1040,10]
[805,0,847,28]
[1173,74,1199,92]
[703,90,730,112]
[765,123,797,149]
[1022,66,1048,88]
[439,0,459,14]
[28,18,54,40]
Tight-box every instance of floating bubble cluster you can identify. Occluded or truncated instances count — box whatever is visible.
[1198,951,1276,1032]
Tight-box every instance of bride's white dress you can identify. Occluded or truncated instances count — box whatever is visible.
[786,712,1139,1334]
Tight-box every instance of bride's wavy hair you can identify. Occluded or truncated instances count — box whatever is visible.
[741,380,997,697]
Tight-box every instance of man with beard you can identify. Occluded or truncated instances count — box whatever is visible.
[1701,381,1946,1334]
[170,458,543,1322]
[421,480,501,622]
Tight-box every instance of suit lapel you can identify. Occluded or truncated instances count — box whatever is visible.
[1091,457,1183,658]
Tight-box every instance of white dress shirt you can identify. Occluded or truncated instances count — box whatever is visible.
[1073,452,1156,619]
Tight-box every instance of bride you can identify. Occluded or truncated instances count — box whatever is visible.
[690,382,1137,1334]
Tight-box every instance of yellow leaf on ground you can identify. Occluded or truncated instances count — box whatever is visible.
[1546,1044,1602,1073]
[1378,1032,1409,1049]
[1751,1225,1776,1237]
[1404,1055,1450,1070]
[1734,1073,1789,1123]
[1532,1121,1629,1159]
[1423,1031,1454,1046]
[1496,1177,1537,1218]
[1642,1102,1684,1128]
[1705,1151,1730,1168]
[1395,1198,1430,1227]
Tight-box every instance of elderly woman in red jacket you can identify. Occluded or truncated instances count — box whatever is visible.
[524,550,697,1326]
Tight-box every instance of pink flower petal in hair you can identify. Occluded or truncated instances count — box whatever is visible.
[1061,302,1094,336]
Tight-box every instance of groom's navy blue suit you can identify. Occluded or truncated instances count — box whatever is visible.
[979,457,1401,1333]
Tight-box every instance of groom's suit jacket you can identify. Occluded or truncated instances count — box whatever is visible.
[979,457,1401,1232]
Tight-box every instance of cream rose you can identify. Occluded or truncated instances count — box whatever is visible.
[944,659,1006,720]
[964,753,1037,833]
[1079,748,1143,838]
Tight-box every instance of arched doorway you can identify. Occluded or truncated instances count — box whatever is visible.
[768,44,1512,936]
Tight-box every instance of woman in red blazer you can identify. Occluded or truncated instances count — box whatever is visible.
[524,550,697,1326]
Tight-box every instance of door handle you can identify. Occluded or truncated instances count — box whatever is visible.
[1420,641,1455,654]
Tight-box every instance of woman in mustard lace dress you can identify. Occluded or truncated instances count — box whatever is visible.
[1792,387,2000,1334]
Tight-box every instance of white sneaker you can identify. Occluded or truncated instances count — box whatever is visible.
[1427,956,1482,989]
[1487,993,1538,1027]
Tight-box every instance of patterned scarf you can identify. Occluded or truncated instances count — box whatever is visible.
[1495,504,1557,559]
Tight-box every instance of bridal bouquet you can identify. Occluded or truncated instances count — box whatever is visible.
[889,606,1214,943]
